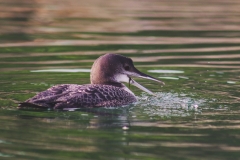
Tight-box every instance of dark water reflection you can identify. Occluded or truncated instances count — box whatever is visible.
[1,0,240,159]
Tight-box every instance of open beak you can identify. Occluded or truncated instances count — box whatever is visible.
[128,68,164,95]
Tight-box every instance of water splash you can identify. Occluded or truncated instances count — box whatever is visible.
[135,92,205,118]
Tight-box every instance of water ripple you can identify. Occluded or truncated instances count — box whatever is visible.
[30,69,91,73]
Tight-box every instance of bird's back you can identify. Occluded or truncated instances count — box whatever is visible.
[18,84,137,109]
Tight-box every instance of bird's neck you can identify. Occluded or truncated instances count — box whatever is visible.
[91,80,124,88]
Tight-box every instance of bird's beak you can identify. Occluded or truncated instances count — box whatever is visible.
[128,68,164,95]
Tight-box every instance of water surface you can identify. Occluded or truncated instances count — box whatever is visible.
[1,0,240,159]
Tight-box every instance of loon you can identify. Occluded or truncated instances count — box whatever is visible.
[18,53,164,109]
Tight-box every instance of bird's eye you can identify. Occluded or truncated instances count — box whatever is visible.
[124,65,130,71]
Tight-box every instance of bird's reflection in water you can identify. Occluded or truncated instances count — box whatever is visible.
[18,105,133,129]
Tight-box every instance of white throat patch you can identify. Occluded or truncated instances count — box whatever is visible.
[114,74,129,83]
[115,74,135,95]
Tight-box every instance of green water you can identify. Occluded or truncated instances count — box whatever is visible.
[1,0,240,159]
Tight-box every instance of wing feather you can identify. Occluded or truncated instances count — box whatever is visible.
[19,84,136,109]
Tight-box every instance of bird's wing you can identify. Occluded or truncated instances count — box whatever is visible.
[19,84,135,109]
[54,84,135,109]
[19,84,79,108]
